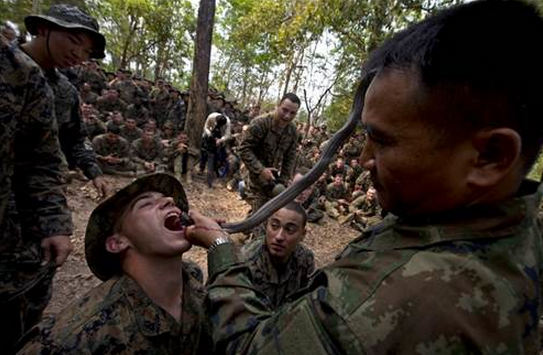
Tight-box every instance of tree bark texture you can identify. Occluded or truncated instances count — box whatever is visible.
[186,0,216,151]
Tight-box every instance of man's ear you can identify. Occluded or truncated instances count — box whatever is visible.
[105,234,130,254]
[467,128,522,188]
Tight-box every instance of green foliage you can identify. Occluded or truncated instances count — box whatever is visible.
[87,0,195,81]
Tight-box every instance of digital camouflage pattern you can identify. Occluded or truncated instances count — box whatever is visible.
[17,264,211,355]
[0,35,73,350]
[241,237,315,310]
[239,112,298,210]
[92,133,133,174]
[95,95,127,116]
[46,69,103,180]
[125,103,149,127]
[206,181,543,354]
[120,124,143,143]
[130,137,164,166]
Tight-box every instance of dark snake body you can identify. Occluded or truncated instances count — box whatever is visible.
[222,85,367,234]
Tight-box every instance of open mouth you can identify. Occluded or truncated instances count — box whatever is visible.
[164,212,183,231]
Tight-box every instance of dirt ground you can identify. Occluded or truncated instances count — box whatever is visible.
[45,174,358,315]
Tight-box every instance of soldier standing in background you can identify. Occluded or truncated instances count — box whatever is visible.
[239,93,300,214]
[0,4,106,352]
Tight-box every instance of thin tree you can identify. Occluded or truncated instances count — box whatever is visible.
[185,0,216,153]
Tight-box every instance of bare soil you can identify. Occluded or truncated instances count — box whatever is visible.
[45,175,358,315]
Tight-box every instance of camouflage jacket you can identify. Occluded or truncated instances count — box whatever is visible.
[0,37,73,296]
[92,134,131,164]
[46,69,102,180]
[120,125,143,143]
[326,182,348,201]
[95,96,127,115]
[241,238,315,310]
[130,138,164,164]
[17,265,210,354]
[349,195,380,216]
[125,103,150,126]
[239,112,298,191]
[206,180,543,354]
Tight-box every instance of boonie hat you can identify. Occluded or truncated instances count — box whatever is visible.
[85,173,188,281]
[25,4,106,59]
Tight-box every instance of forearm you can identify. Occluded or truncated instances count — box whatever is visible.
[207,244,336,354]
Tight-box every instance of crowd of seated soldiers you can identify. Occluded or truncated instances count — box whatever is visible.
[68,61,381,232]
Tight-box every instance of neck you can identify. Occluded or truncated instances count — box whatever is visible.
[123,256,184,321]
[21,38,54,70]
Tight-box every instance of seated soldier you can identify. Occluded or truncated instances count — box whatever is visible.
[324,174,350,219]
[81,103,106,140]
[292,169,324,224]
[17,173,210,354]
[92,126,134,175]
[340,186,381,231]
[165,132,190,180]
[120,117,143,143]
[105,110,124,133]
[241,202,315,310]
[131,129,166,175]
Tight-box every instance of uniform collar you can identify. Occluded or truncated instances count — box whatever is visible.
[120,265,205,337]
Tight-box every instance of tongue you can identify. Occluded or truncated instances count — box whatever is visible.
[164,215,183,231]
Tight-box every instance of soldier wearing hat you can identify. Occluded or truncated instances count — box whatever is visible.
[17,173,210,354]
[1,4,106,352]
[24,3,109,198]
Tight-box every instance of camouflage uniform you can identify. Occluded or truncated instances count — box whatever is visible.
[46,69,103,180]
[95,95,127,116]
[17,264,210,354]
[79,89,98,105]
[342,194,381,231]
[110,79,138,105]
[150,88,171,126]
[82,118,106,140]
[168,98,186,132]
[325,182,349,219]
[80,67,106,94]
[300,189,325,224]
[355,170,372,193]
[206,180,543,354]
[240,238,315,310]
[130,137,166,174]
[92,134,133,174]
[0,36,73,351]
[120,125,143,143]
[125,103,150,127]
[239,112,298,212]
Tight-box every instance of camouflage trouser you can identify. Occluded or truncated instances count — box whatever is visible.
[242,188,270,242]
[0,267,55,354]
[99,162,135,176]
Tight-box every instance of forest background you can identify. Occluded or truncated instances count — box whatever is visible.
[3,0,543,179]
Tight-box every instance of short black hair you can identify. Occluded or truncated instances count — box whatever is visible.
[281,201,307,227]
[280,92,301,106]
[361,0,543,172]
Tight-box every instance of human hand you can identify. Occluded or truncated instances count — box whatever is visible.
[41,235,73,266]
[185,210,226,249]
[92,175,110,198]
[260,168,277,183]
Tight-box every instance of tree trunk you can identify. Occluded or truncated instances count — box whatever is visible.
[185,0,216,153]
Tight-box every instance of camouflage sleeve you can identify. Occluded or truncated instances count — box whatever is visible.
[278,128,297,185]
[130,141,147,165]
[238,118,266,176]
[58,92,102,180]
[207,244,353,354]
[14,72,73,239]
